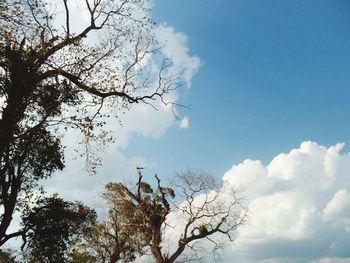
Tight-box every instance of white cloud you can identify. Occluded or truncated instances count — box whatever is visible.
[102,22,201,148]
[115,97,177,149]
[154,23,201,88]
[112,22,201,143]
[179,116,189,129]
[323,189,350,219]
[311,258,350,263]
[220,141,350,262]
[323,189,350,231]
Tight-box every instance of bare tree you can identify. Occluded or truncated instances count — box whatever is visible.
[0,0,178,246]
[84,169,247,263]
[168,170,247,262]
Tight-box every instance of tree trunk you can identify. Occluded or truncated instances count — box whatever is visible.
[0,51,36,245]
[0,51,36,153]
[0,174,21,245]
[150,223,164,263]
[167,244,186,263]
[108,246,122,263]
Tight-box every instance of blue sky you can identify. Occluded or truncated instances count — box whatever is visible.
[122,0,350,177]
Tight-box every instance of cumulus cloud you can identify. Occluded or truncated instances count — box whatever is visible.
[323,189,350,232]
[221,141,350,262]
[147,141,350,263]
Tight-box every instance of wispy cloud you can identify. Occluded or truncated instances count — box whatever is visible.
[179,116,189,129]
[155,23,201,88]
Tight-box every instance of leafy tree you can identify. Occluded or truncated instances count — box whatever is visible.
[21,194,96,263]
[81,176,150,263]
[0,249,18,263]
[0,0,176,245]
[82,169,247,263]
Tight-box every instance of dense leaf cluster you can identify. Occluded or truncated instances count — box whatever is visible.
[22,195,96,263]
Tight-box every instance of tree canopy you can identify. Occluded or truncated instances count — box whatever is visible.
[0,249,18,263]
[0,0,176,245]
[21,194,96,263]
[79,169,247,263]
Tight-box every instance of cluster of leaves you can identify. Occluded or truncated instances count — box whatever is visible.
[0,249,18,263]
[21,194,96,263]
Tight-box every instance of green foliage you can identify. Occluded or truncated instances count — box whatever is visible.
[0,249,18,263]
[138,181,154,194]
[67,250,97,263]
[21,195,96,263]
